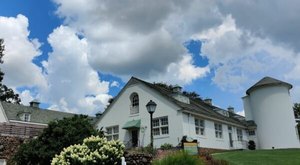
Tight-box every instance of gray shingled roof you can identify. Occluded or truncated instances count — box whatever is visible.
[131,77,247,126]
[246,76,292,95]
[1,102,76,124]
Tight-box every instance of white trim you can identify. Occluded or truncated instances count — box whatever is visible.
[0,102,9,122]
[182,110,247,128]
[9,120,48,126]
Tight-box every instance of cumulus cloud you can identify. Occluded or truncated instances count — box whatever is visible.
[197,15,300,92]
[0,14,46,89]
[217,0,300,52]
[52,0,217,83]
[44,26,111,115]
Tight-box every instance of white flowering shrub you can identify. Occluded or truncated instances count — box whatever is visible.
[51,136,125,165]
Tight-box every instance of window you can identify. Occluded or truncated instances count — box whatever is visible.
[152,116,169,136]
[130,93,139,114]
[228,126,232,132]
[248,130,255,136]
[20,113,31,122]
[195,118,205,135]
[106,126,119,140]
[237,128,243,141]
[214,123,222,138]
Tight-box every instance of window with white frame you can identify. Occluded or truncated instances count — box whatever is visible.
[195,118,205,135]
[106,126,119,140]
[248,130,255,136]
[237,128,243,141]
[20,113,31,122]
[152,116,169,136]
[214,123,222,138]
[130,93,139,114]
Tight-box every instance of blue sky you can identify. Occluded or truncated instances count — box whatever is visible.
[1,0,300,116]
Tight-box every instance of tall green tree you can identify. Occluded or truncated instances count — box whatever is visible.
[0,39,21,104]
[293,103,300,118]
[13,115,100,165]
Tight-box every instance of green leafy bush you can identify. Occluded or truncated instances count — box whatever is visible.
[13,115,98,165]
[51,136,125,165]
[248,140,256,150]
[160,143,173,150]
[152,151,204,165]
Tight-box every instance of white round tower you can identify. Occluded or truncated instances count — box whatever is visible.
[244,77,300,149]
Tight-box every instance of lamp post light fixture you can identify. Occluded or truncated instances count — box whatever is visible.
[146,100,157,149]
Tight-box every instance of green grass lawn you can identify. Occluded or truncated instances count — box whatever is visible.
[212,149,300,165]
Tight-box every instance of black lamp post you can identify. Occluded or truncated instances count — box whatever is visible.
[146,100,157,148]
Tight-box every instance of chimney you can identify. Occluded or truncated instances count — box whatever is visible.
[228,106,234,113]
[172,85,182,93]
[204,98,212,105]
[29,99,40,108]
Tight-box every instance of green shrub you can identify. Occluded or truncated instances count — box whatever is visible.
[51,136,125,165]
[152,151,204,165]
[248,140,256,150]
[160,143,173,150]
[13,115,98,165]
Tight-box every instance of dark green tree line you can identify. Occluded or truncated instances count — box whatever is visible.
[0,39,21,104]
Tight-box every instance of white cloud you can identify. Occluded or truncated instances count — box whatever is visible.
[0,14,46,89]
[52,0,219,83]
[151,54,209,85]
[51,0,300,101]
[43,26,111,115]
[19,90,34,106]
[110,81,120,88]
[196,15,300,92]
[236,110,245,117]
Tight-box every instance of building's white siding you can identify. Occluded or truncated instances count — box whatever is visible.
[182,113,248,150]
[97,83,184,148]
[242,96,253,121]
[247,85,300,149]
[0,103,8,122]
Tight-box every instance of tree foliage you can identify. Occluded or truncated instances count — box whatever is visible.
[293,103,300,118]
[0,39,21,104]
[154,82,201,99]
[13,115,100,165]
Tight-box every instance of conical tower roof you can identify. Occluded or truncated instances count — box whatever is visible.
[246,76,292,95]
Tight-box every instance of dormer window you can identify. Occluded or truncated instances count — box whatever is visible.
[21,113,31,122]
[130,93,139,114]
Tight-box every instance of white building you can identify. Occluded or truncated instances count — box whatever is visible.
[97,76,300,150]
[96,77,251,150]
[243,77,300,149]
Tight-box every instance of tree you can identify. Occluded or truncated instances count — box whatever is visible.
[293,103,300,118]
[154,82,201,99]
[13,115,100,165]
[0,39,21,104]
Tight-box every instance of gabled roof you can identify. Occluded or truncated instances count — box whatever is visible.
[1,101,76,124]
[246,76,292,95]
[98,77,248,127]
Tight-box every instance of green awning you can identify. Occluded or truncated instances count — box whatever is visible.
[122,119,141,129]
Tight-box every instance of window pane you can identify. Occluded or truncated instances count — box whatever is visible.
[200,120,204,127]
[161,117,168,125]
[200,128,204,135]
[153,119,159,127]
[106,136,112,141]
[161,127,169,135]
[113,135,119,140]
[153,128,160,136]
[113,126,119,133]
[195,127,199,134]
[106,128,112,134]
